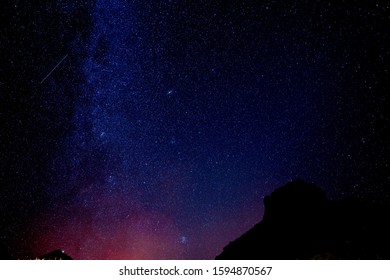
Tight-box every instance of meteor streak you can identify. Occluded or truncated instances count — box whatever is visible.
[40,54,68,84]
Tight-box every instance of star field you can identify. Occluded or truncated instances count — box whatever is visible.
[0,0,389,259]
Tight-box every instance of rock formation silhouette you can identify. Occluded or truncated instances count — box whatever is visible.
[37,249,73,260]
[216,179,390,259]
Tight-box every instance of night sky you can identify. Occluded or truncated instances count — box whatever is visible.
[0,0,389,259]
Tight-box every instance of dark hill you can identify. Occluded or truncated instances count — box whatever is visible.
[216,179,390,259]
[38,249,73,260]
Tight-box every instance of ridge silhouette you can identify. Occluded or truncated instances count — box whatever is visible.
[216,179,390,260]
[37,249,73,260]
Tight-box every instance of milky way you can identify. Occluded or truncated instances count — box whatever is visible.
[1,0,388,259]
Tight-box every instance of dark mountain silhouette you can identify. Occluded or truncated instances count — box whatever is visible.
[37,249,73,260]
[216,179,390,260]
[0,246,73,260]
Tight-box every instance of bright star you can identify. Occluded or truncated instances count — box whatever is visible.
[180,236,188,244]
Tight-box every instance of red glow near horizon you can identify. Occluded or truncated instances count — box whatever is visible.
[25,177,265,260]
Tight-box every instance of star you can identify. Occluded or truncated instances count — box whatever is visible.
[179,236,188,244]
[166,89,175,96]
